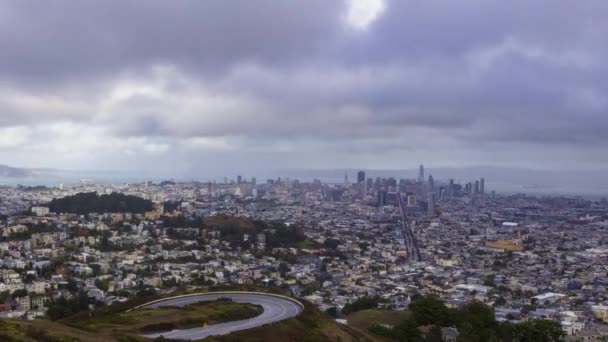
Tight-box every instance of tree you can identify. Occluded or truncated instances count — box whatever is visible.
[409,295,456,326]
[323,238,341,249]
[11,289,28,298]
[427,325,443,342]
[514,319,565,342]
[392,316,422,341]
[457,301,499,342]
[94,278,110,292]
[494,296,507,306]
[278,262,290,278]
[342,296,380,315]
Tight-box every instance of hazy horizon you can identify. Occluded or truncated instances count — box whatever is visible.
[2,163,608,199]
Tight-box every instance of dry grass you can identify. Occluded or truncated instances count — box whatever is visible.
[347,309,411,331]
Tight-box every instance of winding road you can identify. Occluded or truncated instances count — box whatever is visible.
[138,292,304,340]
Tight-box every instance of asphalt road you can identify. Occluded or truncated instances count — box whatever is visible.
[140,292,303,340]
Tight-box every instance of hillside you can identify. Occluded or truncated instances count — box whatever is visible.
[0,287,373,342]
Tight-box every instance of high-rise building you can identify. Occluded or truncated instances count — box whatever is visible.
[428,174,435,191]
[252,177,257,185]
[418,164,425,183]
[357,170,366,183]
[237,175,242,184]
[360,181,368,197]
[428,193,435,216]
[376,190,387,207]
[407,194,417,206]
[474,180,480,194]
[480,177,485,194]
[448,179,454,197]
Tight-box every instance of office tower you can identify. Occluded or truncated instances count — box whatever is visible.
[448,179,454,197]
[367,177,373,189]
[465,182,472,193]
[428,174,435,191]
[252,177,257,185]
[357,170,366,183]
[344,172,349,185]
[360,181,368,197]
[407,194,417,206]
[474,180,480,194]
[418,164,425,183]
[376,190,387,207]
[428,193,435,216]
[237,175,242,184]
[387,177,397,188]
[480,177,485,194]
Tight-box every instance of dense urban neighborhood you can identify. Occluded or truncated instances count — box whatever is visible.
[1,169,608,341]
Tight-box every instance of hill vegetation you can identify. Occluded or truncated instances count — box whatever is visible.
[367,295,565,342]
[49,192,154,214]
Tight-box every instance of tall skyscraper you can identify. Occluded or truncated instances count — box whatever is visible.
[237,175,242,184]
[448,179,454,197]
[418,164,425,183]
[474,180,480,194]
[357,170,366,183]
[428,193,435,216]
[360,181,368,197]
[428,174,435,191]
[376,190,387,207]
[480,177,485,194]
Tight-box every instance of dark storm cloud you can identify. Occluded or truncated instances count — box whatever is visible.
[1,0,608,170]
[0,0,345,86]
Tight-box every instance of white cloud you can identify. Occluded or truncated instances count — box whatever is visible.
[345,0,385,30]
[0,126,31,148]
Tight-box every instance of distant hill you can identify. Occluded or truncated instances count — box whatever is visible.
[0,164,31,177]
[49,192,154,214]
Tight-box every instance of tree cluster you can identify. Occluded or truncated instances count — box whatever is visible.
[370,295,565,342]
[49,192,154,214]
[342,296,381,315]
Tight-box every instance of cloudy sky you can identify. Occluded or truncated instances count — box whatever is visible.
[0,0,606,178]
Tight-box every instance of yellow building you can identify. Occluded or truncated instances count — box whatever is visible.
[484,240,524,251]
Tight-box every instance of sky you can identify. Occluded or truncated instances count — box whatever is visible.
[0,0,607,178]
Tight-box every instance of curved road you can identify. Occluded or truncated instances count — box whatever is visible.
[139,292,303,340]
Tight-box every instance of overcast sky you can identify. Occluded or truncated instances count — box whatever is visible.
[0,0,606,177]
